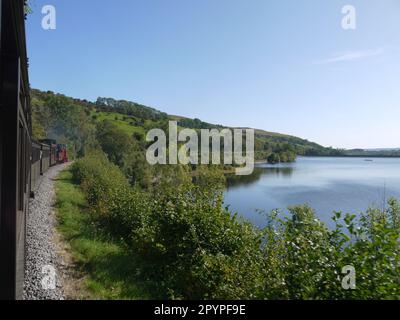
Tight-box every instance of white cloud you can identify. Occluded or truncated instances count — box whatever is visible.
[316,48,385,64]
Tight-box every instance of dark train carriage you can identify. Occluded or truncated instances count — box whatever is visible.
[40,143,50,174]
[0,0,32,299]
[39,139,57,167]
[50,143,57,167]
[30,142,41,197]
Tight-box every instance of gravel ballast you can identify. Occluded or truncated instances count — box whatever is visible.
[23,163,70,300]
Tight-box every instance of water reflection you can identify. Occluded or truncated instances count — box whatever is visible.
[226,165,294,189]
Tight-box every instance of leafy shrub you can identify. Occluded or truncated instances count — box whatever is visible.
[261,206,345,299]
[137,184,264,299]
[73,154,264,299]
[338,200,400,299]
[260,203,400,299]
[71,151,129,217]
[72,154,400,300]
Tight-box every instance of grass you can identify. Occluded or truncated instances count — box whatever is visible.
[90,110,146,136]
[55,168,159,300]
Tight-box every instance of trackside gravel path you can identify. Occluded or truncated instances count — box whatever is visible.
[23,163,70,300]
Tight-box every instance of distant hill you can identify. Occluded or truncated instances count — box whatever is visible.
[30,89,340,161]
[344,148,400,157]
[364,148,400,152]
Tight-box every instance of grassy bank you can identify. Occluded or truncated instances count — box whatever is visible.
[55,168,158,300]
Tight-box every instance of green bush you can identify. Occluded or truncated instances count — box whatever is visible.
[71,152,129,216]
[72,154,264,299]
[260,202,400,299]
[72,154,400,300]
[137,184,264,299]
[261,206,345,299]
[338,200,400,299]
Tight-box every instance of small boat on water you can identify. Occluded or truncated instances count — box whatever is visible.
[364,159,373,162]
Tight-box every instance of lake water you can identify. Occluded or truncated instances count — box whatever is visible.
[224,157,400,228]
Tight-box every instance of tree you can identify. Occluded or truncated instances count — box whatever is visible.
[96,120,153,188]
[267,153,280,164]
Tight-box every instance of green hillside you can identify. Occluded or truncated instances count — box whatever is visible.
[90,110,146,136]
[31,89,339,162]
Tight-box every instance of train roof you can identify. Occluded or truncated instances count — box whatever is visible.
[38,139,57,145]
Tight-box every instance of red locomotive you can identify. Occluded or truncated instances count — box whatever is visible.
[39,139,68,165]
[56,144,69,163]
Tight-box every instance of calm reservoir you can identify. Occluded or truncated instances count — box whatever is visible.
[224,157,400,228]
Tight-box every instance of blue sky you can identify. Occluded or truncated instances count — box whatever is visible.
[26,0,400,149]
